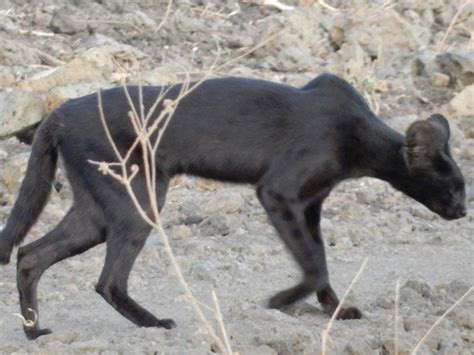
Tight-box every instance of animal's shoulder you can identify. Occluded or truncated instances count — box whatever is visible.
[301,73,371,111]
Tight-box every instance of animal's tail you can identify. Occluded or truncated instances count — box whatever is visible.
[0,119,58,264]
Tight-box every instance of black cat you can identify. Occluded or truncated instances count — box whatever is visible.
[0,74,466,340]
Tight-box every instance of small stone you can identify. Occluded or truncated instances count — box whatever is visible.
[329,26,344,49]
[50,9,87,35]
[170,225,192,239]
[71,340,108,352]
[195,179,224,192]
[453,309,474,329]
[435,51,474,87]
[430,72,450,87]
[126,11,157,31]
[447,85,473,117]
[101,0,126,13]
[202,193,246,214]
[65,283,79,294]
[374,80,389,92]
[403,315,426,332]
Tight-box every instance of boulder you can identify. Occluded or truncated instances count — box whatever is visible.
[446,85,474,117]
[0,91,45,140]
[46,81,110,111]
[17,49,115,92]
[50,8,88,35]
[436,51,474,88]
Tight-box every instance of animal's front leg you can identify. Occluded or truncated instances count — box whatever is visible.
[305,201,362,320]
[257,188,361,320]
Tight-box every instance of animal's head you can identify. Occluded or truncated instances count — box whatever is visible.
[403,114,466,220]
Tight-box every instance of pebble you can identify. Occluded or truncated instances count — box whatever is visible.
[430,72,450,87]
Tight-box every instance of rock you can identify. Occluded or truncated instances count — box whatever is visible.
[342,5,430,70]
[0,91,45,139]
[386,115,418,133]
[0,153,29,193]
[453,308,474,329]
[17,43,146,93]
[403,315,428,332]
[50,8,87,35]
[17,49,114,92]
[79,34,121,50]
[140,67,179,85]
[436,51,474,88]
[403,280,433,299]
[46,81,109,111]
[199,214,232,236]
[0,38,41,66]
[430,72,450,87]
[170,225,192,239]
[71,339,109,352]
[328,26,344,49]
[101,0,126,13]
[446,85,474,117]
[202,193,247,214]
[0,65,17,86]
[187,261,218,284]
[126,11,157,32]
[65,283,79,294]
[0,15,18,33]
[256,7,329,72]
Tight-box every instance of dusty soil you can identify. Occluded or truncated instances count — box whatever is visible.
[0,0,473,354]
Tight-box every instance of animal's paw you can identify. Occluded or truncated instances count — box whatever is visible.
[0,242,12,265]
[335,306,362,320]
[267,293,289,309]
[25,327,53,340]
[156,318,177,329]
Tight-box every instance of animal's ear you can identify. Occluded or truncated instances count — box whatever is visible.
[427,114,450,144]
[405,115,451,173]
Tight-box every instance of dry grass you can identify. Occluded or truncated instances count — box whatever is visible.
[321,258,369,354]
[411,287,473,354]
[434,0,472,55]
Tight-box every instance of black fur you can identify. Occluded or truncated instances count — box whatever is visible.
[0,74,466,339]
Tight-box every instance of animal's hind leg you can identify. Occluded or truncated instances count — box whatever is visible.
[95,175,175,329]
[17,207,105,340]
[95,223,176,329]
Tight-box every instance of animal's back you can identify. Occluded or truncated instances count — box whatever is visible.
[54,77,309,184]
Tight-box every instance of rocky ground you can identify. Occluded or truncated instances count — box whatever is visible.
[0,0,473,354]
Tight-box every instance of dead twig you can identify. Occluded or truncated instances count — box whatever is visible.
[33,49,65,67]
[394,279,401,355]
[154,0,173,33]
[434,0,471,56]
